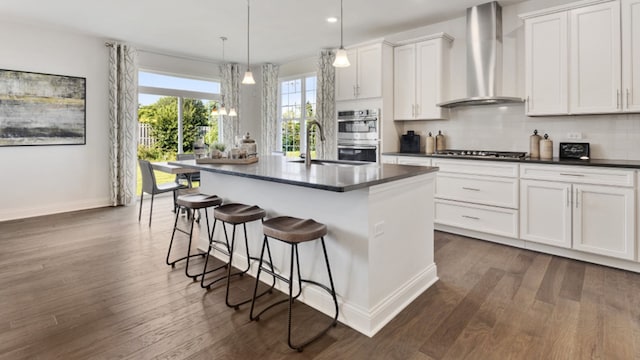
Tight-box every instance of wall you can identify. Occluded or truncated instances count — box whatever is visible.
[0,18,111,221]
[391,0,640,160]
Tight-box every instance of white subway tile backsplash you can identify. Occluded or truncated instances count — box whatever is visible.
[399,105,640,160]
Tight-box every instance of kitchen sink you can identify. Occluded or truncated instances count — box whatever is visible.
[288,159,370,167]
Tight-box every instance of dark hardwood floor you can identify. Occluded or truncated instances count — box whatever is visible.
[2,195,640,359]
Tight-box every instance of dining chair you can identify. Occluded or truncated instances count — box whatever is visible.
[176,153,200,187]
[138,159,187,227]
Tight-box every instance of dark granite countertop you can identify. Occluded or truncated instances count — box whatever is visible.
[171,156,438,192]
[384,152,640,170]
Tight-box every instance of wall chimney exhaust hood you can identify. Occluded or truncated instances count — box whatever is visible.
[438,1,524,108]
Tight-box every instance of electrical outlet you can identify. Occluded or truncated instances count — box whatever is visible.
[567,132,583,140]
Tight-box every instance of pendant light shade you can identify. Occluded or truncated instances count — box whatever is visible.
[242,0,255,85]
[332,0,350,68]
[228,107,237,117]
[217,36,230,116]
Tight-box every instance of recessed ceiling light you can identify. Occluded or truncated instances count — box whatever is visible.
[327,17,338,23]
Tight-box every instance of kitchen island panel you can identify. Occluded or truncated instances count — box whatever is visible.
[198,169,437,337]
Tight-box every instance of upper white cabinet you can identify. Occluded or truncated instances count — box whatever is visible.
[622,0,640,111]
[521,0,639,115]
[569,1,621,113]
[524,12,568,115]
[393,34,452,120]
[336,43,384,101]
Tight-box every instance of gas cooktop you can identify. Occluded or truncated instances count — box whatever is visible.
[433,150,528,159]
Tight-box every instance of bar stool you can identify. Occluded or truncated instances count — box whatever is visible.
[166,193,222,280]
[200,203,272,309]
[249,216,339,352]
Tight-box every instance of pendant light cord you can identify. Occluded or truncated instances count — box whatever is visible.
[246,0,251,70]
[340,0,344,48]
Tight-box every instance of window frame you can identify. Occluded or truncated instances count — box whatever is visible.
[277,72,317,154]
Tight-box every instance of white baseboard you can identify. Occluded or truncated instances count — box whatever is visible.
[203,247,438,337]
[0,198,111,222]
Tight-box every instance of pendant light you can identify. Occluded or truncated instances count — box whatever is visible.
[332,0,350,67]
[218,36,237,117]
[242,0,255,84]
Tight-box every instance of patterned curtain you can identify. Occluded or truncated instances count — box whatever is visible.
[261,63,279,155]
[220,63,241,146]
[107,42,138,206]
[316,50,337,160]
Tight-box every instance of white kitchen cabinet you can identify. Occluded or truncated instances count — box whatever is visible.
[335,43,383,101]
[520,165,636,260]
[393,34,452,120]
[380,155,398,164]
[622,0,640,111]
[524,12,568,115]
[396,156,431,166]
[521,0,639,115]
[433,159,520,238]
[520,179,572,248]
[569,1,621,114]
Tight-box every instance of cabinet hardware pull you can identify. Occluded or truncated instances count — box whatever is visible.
[575,188,579,208]
[628,89,631,109]
[617,89,621,109]
[462,187,480,191]
[353,85,356,98]
[559,173,584,177]
[462,215,480,220]
[527,96,530,112]
[567,189,570,207]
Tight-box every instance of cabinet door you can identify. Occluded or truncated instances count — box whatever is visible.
[524,12,568,115]
[416,39,446,119]
[573,184,635,260]
[394,44,416,120]
[569,2,621,114]
[520,180,572,248]
[622,0,640,111]
[335,48,358,101]
[356,44,382,99]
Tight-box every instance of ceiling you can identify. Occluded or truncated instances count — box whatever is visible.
[0,0,526,65]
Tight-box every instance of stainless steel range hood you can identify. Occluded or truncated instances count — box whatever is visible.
[438,1,524,108]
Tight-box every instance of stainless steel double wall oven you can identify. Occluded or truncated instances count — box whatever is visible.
[337,109,379,162]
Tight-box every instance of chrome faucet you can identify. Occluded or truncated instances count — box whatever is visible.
[305,119,326,167]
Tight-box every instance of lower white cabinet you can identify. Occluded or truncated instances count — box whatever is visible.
[435,199,519,238]
[521,166,636,260]
[397,156,431,166]
[380,155,397,164]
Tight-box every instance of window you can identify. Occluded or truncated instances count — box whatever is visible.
[137,71,222,155]
[279,74,317,157]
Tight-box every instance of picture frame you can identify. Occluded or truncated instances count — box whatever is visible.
[0,69,86,146]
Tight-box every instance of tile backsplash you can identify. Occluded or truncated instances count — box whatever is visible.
[399,104,640,160]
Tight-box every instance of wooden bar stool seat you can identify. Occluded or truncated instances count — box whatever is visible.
[200,203,274,309]
[250,216,339,352]
[166,193,222,281]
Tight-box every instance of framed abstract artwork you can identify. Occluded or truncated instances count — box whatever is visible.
[0,69,86,146]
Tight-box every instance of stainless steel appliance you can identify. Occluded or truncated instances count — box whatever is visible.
[433,150,528,159]
[337,109,379,162]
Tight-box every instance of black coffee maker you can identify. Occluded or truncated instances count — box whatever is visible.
[400,130,421,153]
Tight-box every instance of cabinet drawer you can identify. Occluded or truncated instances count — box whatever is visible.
[432,159,519,177]
[436,173,518,209]
[520,164,635,187]
[435,199,519,238]
[397,156,431,166]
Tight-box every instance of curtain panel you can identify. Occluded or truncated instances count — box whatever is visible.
[107,42,138,206]
[220,63,240,146]
[316,50,337,160]
[261,64,279,156]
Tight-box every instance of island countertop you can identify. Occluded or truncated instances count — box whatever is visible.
[170,155,438,192]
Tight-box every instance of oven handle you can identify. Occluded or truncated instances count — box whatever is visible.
[338,145,378,150]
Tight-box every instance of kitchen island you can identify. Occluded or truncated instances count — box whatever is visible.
[171,156,439,337]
